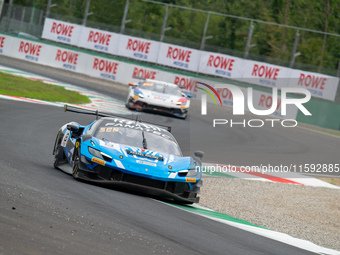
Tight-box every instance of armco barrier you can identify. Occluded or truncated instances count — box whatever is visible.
[1,33,340,130]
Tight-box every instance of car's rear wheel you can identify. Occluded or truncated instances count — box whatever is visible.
[72,141,81,178]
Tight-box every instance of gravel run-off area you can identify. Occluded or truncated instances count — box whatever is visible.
[199,177,340,251]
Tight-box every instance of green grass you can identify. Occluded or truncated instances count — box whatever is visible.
[0,71,91,104]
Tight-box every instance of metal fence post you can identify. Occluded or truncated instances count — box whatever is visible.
[200,12,213,50]
[83,0,92,26]
[30,6,35,25]
[46,0,56,18]
[289,30,300,68]
[5,0,13,32]
[0,0,5,22]
[46,0,52,18]
[19,7,25,32]
[120,0,130,34]
[160,5,170,42]
[38,10,43,26]
[244,21,255,59]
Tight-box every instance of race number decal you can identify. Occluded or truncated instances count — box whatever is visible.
[143,82,154,86]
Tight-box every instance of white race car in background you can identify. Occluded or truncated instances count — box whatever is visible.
[125,79,191,119]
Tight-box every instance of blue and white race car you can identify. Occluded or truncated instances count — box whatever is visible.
[53,105,203,204]
[125,79,190,119]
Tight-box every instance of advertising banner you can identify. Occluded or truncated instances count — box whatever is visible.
[157,43,200,72]
[78,27,118,55]
[10,39,49,65]
[85,55,123,82]
[241,60,291,88]
[198,51,243,79]
[288,69,339,101]
[44,47,87,74]
[128,65,161,83]
[42,18,82,46]
[116,34,160,63]
[0,35,14,56]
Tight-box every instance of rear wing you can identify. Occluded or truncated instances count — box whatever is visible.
[64,104,172,132]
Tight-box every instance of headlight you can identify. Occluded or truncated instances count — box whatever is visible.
[177,97,188,105]
[88,147,113,162]
[134,91,144,98]
[88,147,103,159]
[178,168,198,177]
[187,169,198,177]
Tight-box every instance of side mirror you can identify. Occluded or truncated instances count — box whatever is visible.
[186,94,191,98]
[129,82,137,86]
[194,151,204,159]
[67,124,79,132]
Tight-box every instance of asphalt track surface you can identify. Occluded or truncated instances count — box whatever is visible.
[0,56,336,254]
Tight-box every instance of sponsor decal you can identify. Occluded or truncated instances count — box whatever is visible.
[99,127,119,133]
[91,157,106,166]
[297,73,326,97]
[126,149,163,161]
[166,46,191,68]
[154,96,167,101]
[93,58,118,80]
[61,130,70,147]
[136,160,156,167]
[18,41,42,62]
[185,177,196,182]
[168,172,177,178]
[174,76,198,95]
[132,67,156,79]
[0,37,5,53]
[143,82,154,86]
[126,39,151,60]
[55,49,78,70]
[251,64,280,86]
[207,55,235,77]
[87,30,112,51]
[50,22,74,42]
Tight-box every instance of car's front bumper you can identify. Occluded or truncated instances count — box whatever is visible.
[77,156,201,204]
[129,99,188,118]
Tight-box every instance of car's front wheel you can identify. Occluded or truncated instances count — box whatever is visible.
[125,97,135,110]
[53,145,64,169]
[53,131,66,169]
[72,141,81,178]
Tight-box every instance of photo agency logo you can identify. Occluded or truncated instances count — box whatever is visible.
[197,82,312,128]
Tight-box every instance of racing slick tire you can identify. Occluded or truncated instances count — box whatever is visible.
[72,141,81,178]
[53,131,65,169]
[53,145,64,169]
[125,97,135,110]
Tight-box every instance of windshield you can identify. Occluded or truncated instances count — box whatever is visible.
[140,82,182,97]
[94,124,182,156]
